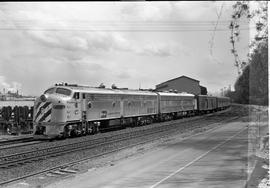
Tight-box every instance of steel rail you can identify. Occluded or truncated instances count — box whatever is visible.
[0,119,208,168]
[0,109,230,151]
[0,111,231,168]
[0,112,209,151]
[0,137,34,147]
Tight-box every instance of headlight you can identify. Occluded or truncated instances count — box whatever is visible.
[40,94,47,102]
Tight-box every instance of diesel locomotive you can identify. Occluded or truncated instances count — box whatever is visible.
[33,83,230,139]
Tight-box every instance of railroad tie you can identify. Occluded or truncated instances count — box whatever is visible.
[59,168,78,174]
[0,165,10,169]
[48,170,67,176]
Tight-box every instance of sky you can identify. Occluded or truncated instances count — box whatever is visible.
[0,1,253,96]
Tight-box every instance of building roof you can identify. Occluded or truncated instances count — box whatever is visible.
[199,85,206,88]
[156,75,200,88]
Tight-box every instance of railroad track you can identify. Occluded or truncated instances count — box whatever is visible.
[0,119,204,168]
[0,115,240,187]
[0,112,215,149]
[0,136,35,147]
[0,109,230,151]
[0,112,233,169]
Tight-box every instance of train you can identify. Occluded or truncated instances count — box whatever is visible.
[33,83,231,139]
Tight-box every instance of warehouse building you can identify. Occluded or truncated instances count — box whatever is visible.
[155,75,207,95]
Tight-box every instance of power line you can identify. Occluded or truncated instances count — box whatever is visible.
[0,27,253,32]
[0,20,250,26]
[0,19,248,23]
[209,2,225,64]
[0,18,251,33]
[0,18,253,32]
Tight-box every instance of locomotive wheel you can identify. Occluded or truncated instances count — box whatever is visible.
[146,118,153,125]
[130,118,138,127]
[62,126,71,139]
[6,125,12,135]
[70,130,77,137]
[86,124,96,135]
[62,132,69,139]
[133,120,139,127]
[94,126,100,134]
[87,127,93,135]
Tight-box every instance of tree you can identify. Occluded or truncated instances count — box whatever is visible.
[248,42,268,105]
[234,65,249,104]
[230,1,268,74]
[229,1,268,105]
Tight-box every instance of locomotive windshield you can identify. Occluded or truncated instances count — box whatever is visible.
[55,88,72,96]
[44,88,54,94]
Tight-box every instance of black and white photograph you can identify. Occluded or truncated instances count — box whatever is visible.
[0,1,268,188]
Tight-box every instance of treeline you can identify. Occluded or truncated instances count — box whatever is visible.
[227,1,268,106]
[226,42,268,105]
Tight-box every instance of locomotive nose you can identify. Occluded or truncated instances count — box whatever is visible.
[40,94,48,102]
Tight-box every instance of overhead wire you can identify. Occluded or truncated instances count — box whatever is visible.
[0,22,242,26]
[209,2,225,64]
[0,28,253,32]
[0,19,251,32]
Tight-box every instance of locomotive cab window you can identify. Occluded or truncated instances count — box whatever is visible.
[44,88,54,94]
[73,92,80,99]
[56,88,72,96]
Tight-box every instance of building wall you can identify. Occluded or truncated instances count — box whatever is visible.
[200,85,207,95]
[156,77,201,95]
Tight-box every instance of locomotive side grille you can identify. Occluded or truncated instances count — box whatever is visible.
[34,102,52,122]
